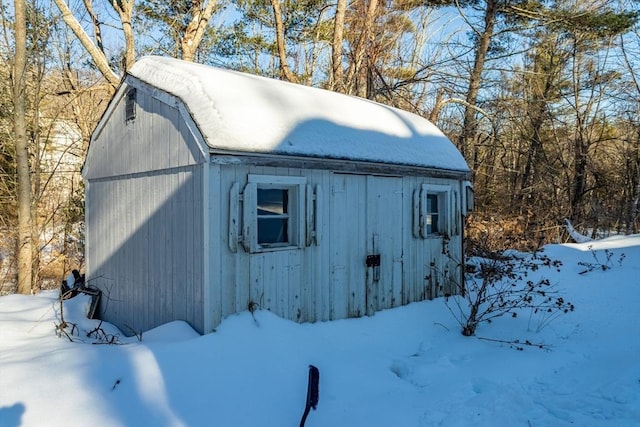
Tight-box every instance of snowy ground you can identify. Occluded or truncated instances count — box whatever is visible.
[1,236,639,427]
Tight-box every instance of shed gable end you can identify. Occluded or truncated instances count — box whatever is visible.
[83,79,208,180]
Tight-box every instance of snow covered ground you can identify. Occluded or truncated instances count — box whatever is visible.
[1,236,639,426]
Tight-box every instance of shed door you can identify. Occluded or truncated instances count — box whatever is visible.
[329,174,404,319]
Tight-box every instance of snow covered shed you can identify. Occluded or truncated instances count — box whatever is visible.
[83,56,473,335]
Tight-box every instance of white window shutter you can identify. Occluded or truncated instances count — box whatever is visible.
[314,185,322,245]
[444,190,452,237]
[465,181,475,213]
[451,190,459,236]
[419,184,428,238]
[306,184,314,246]
[228,182,239,253]
[412,189,420,238]
[242,182,257,253]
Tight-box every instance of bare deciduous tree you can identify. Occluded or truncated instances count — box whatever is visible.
[330,0,347,92]
[269,0,298,82]
[181,0,219,61]
[52,0,135,88]
[13,0,32,294]
[137,0,222,62]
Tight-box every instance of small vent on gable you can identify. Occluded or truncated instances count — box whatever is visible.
[125,88,136,123]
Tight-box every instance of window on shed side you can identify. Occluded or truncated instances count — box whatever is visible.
[425,194,439,234]
[257,188,289,244]
[242,175,307,252]
[414,184,451,238]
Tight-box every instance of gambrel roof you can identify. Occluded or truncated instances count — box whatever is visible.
[128,56,470,172]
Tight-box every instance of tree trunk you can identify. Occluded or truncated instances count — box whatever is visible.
[110,0,135,71]
[620,26,640,234]
[428,88,444,122]
[181,0,219,62]
[456,0,497,158]
[569,36,589,222]
[53,0,120,88]
[270,0,298,83]
[331,0,347,92]
[345,0,378,97]
[356,0,378,98]
[519,84,551,204]
[570,131,587,220]
[81,0,105,53]
[630,161,640,234]
[13,0,33,294]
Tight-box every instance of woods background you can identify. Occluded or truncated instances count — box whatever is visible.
[1,0,638,293]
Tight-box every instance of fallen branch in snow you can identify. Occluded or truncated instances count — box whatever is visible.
[476,336,551,351]
[433,322,450,332]
[564,219,591,243]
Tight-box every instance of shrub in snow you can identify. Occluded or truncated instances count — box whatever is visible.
[578,246,626,275]
[446,250,574,337]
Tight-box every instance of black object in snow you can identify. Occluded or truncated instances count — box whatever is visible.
[300,365,319,427]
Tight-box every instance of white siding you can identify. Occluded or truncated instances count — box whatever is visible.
[84,81,207,180]
[329,174,367,319]
[85,85,207,334]
[86,167,205,334]
[402,176,464,302]
[365,175,404,312]
[208,163,465,329]
[85,78,467,334]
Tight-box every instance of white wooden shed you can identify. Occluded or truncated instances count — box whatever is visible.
[83,56,473,335]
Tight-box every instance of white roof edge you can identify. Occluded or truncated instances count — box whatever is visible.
[128,56,470,172]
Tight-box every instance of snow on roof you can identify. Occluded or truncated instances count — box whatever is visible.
[128,56,470,172]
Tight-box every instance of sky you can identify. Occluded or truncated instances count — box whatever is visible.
[1,234,639,426]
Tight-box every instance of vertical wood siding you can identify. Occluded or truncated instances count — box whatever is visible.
[84,82,206,180]
[85,85,206,334]
[329,173,367,319]
[208,165,465,331]
[365,175,404,312]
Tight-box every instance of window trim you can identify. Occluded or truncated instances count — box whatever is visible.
[425,193,440,235]
[416,184,451,238]
[243,175,306,252]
